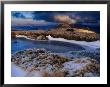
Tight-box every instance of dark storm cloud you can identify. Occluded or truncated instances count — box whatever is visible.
[32,11,100,23]
[11,11,100,24]
[11,11,26,18]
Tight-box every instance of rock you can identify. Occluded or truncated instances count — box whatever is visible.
[11,32,16,38]
[63,58,100,77]
[11,48,100,77]
[84,72,95,77]
[12,25,99,42]
[37,35,48,40]
[11,58,16,62]
[57,23,72,29]
[36,48,46,53]
[26,50,33,54]
[79,50,100,62]
[66,28,74,32]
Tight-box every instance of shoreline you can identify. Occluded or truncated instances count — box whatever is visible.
[47,35,100,49]
[16,35,36,40]
[15,35,100,49]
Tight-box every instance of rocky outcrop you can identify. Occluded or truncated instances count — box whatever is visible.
[11,23,100,41]
[56,23,72,29]
[70,48,100,62]
[11,48,100,77]
[11,32,16,38]
[47,24,99,42]
[12,30,48,40]
[36,35,48,40]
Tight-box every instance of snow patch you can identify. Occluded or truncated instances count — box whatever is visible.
[11,63,42,77]
[16,35,35,40]
[63,61,85,76]
[11,63,28,77]
[47,35,100,49]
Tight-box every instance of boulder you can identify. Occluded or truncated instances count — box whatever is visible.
[37,35,48,40]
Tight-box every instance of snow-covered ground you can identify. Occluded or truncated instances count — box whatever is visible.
[16,35,35,40]
[12,58,99,77]
[47,35,100,49]
[11,63,27,77]
[11,63,42,77]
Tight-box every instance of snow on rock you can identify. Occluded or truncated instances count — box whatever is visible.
[25,71,42,77]
[16,35,35,40]
[84,72,95,77]
[62,58,99,77]
[63,61,85,76]
[11,48,100,77]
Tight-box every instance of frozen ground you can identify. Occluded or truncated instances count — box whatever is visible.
[11,63,27,77]
[11,63,42,77]
[47,35,100,49]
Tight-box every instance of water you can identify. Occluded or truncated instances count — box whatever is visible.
[11,24,58,30]
[11,38,85,54]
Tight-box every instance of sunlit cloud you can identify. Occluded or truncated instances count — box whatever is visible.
[54,15,77,24]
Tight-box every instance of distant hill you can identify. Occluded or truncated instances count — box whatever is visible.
[12,23,100,42]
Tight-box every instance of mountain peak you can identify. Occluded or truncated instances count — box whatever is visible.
[57,23,73,29]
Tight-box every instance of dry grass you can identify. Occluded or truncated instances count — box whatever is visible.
[50,70,66,77]
[74,58,89,63]
[42,70,50,77]
[74,62,100,77]
[75,29,95,33]
[42,70,66,77]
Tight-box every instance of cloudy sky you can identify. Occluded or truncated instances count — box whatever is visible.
[11,11,100,26]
